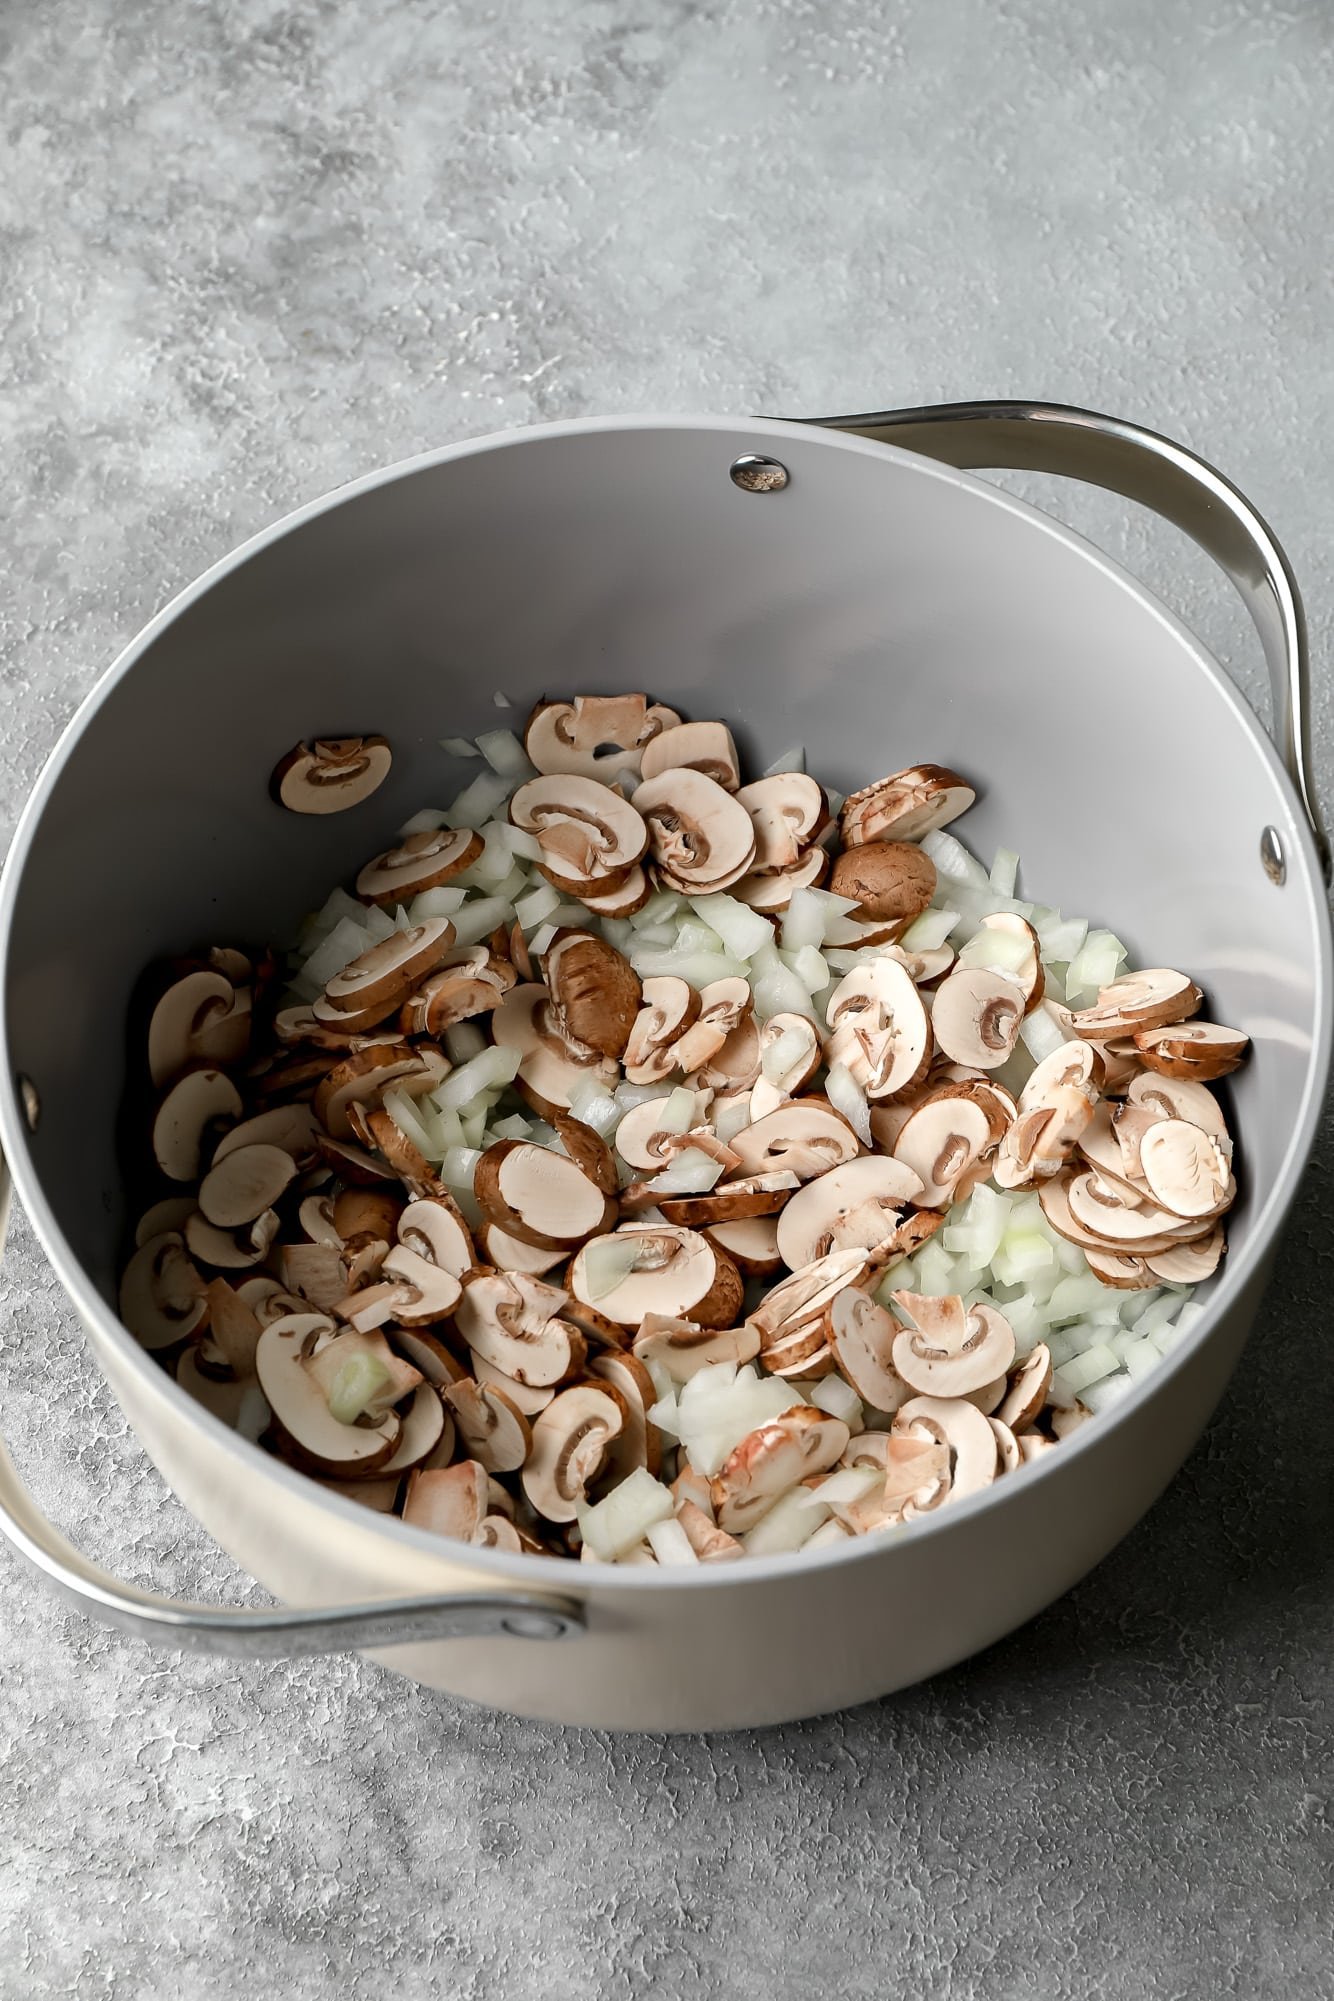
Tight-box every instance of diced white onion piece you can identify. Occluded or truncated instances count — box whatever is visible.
[743,1486,829,1553]
[762,1025,813,1085]
[899,906,961,952]
[576,1467,676,1561]
[647,1147,725,1195]
[299,917,380,992]
[763,744,806,774]
[713,1095,754,1143]
[487,1114,533,1142]
[1080,1373,1135,1413]
[440,737,480,759]
[988,847,1020,896]
[1065,929,1128,1004]
[583,1235,648,1301]
[751,961,817,1022]
[687,894,774,961]
[824,1061,872,1146]
[460,1102,490,1149]
[1054,1343,1120,1396]
[383,1088,440,1161]
[991,1230,1058,1287]
[431,1045,523,1112]
[475,729,535,780]
[632,949,749,989]
[1044,1272,1112,1325]
[441,1145,484,1189]
[808,1375,865,1428]
[528,923,558,958]
[406,887,470,927]
[781,888,830,955]
[942,1184,1012,1265]
[669,1362,807,1478]
[613,1082,675,1112]
[444,770,516,829]
[1018,1005,1069,1062]
[645,1516,700,1566]
[958,926,1035,979]
[493,689,512,708]
[799,1463,881,1510]
[921,828,991,890]
[450,895,514,947]
[514,881,560,929]
[631,889,684,930]
[675,918,727,956]
[471,827,522,887]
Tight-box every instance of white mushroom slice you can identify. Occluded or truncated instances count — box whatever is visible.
[274,1004,357,1051]
[237,1276,309,1325]
[399,948,516,1036]
[1050,1401,1094,1441]
[776,1155,924,1268]
[370,1245,462,1327]
[379,1383,450,1474]
[676,1498,744,1561]
[333,1187,405,1243]
[995,1344,1053,1434]
[470,1350,555,1414]
[576,865,652,918]
[303,1324,423,1419]
[213,1103,321,1169]
[1075,1100,1150,1199]
[990,1417,1021,1474]
[1063,1170,1215,1249]
[134,1196,199,1247]
[522,1383,627,1522]
[824,958,932,1099]
[194,1278,261,1375]
[825,1286,910,1412]
[1020,1040,1102,1113]
[611,1090,710,1171]
[590,1349,661,1477]
[1126,1071,1231,1143]
[1146,1229,1225,1283]
[510,773,648,893]
[148,970,252,1086]
[257,1316,402,1474]
[657,1170,799,1228]
[749,1013,822,1119]
[298,1194,339,1249]
[960,912,1044,1011]
[403,1460,490,1542]
[728,1099,863,1182]
[544,930,642,1059]
[356,826,483,905]
[929,967,1025,1071]
[670,977,754,1075]
[390,1326,466,1389]
[1137,1120,1233,1219]
[492,984,619,1116]
[684,1014,763,1094]
[639,719,742,791]
[1084,1248,1156,1290]
[734,773,830,870]
[442,1377,532,1473]
[890,1091,998,1209]
[761,1323,835,1378]
[473,1514,528,1553]
[119,1233,207,1350]
[731,846,830,911]
[703,1214,784,1276]
[320,921,456,1018]
[186,1208,280,1270]
[622,977,701,1083]
[749,1247,877,1349]
[1070,968,1203,1040]
[198,1142,297,1228]
[1111,1101,1177,1184]
[893,1394,999,1502]
[840,763,975,846]
[397,1194,476,1276]
[152,1068,242,1181]
[474,1139,617,1249]
[454,1271,584,1387]
[890,1293,1016,1399]
[271,735,392,814]
[711,1408,850,1534]
[1133,1020,1249,1082]
[568,1225,742,1328]
[523,694,681,782]
[632,1314,762,1382]
[829,841,937,930]
[1019,1433,1057,1464]
[631,768,757,894]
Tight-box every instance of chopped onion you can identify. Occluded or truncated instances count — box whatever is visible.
[824,1061,871,1146]
[667,1361,807,1477]
[441,1144,483,1188]
[406,887,470,927]
[799,1463,880,1510]
[743,1486,829,1553]
[1065,929,1128,1005]
[475,729,535,780]
[958,925,1035,979]
[751,961,817,1022]
[577,1468,675,1561]
[383,1088,440,1161]
[582,1235,647,1300]
[298,916,381,993]
[645,1516,699,1566]
[762,1025,813,1085]
[687,893,773,961]
[632,948,749,988]
[781,887,831,955]
[763,744,806,774]
[787,943,830,994]
[443,769,516,829]
[440,738,480,759]
[450,895,515,947]
[922,828,991,891]
[675,918,727,956]
[647,1147,725,1195]
[514,882,560,929]
[989,847,1020,896]
[1018,1005,1069,1063]
[631,889,684,930]
[444,1022,487,1065]
[493,689,513,708]
[808,1375,865,1428]
[1054,1342,1120,1396]
[487,1114,533,1142]
[528,923,557,958]
[713,1095,754,1143]
[431,1045,523,1112]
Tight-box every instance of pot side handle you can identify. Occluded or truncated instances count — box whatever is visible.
[804,399,1330,883]
[0,1164,584,1657]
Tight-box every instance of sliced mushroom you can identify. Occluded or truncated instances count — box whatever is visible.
[577,865,653,918]
[749,1013,822,1119]
[639,719,741,791]
[550,1113,619,1195]
[631,767,757,894]
[776,1155,924,1268]
[543,929,642,1059]
[523,694,680,782]
[257,1316,402,1474]
[378,1383,450,1474]
[890,1292,1016,1399]
[728,1099,863,1182]
[631,1314,761,1382]
[274,1003,358,1051]
[148,970,252,1086]
[711,1408,850,1534]
[346,1104,435,1186]
[442,1376,532,1473]
[613,1089,710,1169]
[398,947,516,1035]
[662,977,750,1077]
[989,1416,1021,1473]
[510,774,648,894]
[995,1344,1053,1433]
[356,826,483,905]
[305,1044,420,1140]
[474,1139,617,1249]
[1062,1170,1215,1249]
[824,958,932,1099]
[134,1195,199,1247]
[303,1323,423,1420]
[175,1347,262,1427]
[477,1223,565,1276]
[455,1270,585,1387]
[185,1207,280,1270]
[1070,968,1203,1040]
[840,763,975,846]
[397,1193,476,1275]
[319,920,456,1020]
[657,1170,799,1229]
[271,735,392,814]
[622,977,701,1083]
[1133,1020,1249,1081]
[824,1286,910,1412]
[568,1225,742,1328]
[119,1233,208,1350]
[676,1498,744,1561]
[749,1247,878,1350]
[703,1213,784,1277]
[1084,1248,1156,1290]
[1126,1070,1231,1143]
[961,912,1044,1012]
[1146,1229,1225,1283]
[198,1142,297,1228]
[890,1090,998,1208]
[279,1241,350,1314]
[734,773,830,870]
[829,841,937,930]
[929,967,1025,1071]
[522,1382,627,1522]
[1074,1100,1151,1199]
[333,1186,405,1243]
[589,1349,661,1478]
[1137,1120,1233,1219]
[683,1013,764,1093]
[491,984,619,1115]
[152,1068,242,1181]
[212,1103,321,1168]
[893,1394,999,1502]
[731,846,830,912]
[403,1459,490,1542]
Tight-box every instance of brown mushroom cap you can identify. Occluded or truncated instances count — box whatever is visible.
[510,773,648,892]
[728,1099,864,1182]
[199,1142,298,1228]
[824,958,932,1099]
[568,1224,742,1328]
[829,842,937,928]
[148,970,252,1087]
[840,764,975,846]
[271,735,392,814]
[257,1315,402,1474]
[1133,1020,1249,1081]
[320,920,456,1018]
[523,694,680,781]
[639,719,741,791]
[492,984,620,1115]
[710,1407,850,1534]
[152,1068,242,1181]
[890,1292,1016,1399]
[522,1382,627,1522]
[333,1186,405,1243]
[443,1376,532,1473]
[550,1113,620,1195]
[119,1232,208,1350]
[631,767,757,894]
[734,773,830,870]
[776,1154,924,1268]
[474,1138,618,1249]
[1070,968,1203,1040]
[355,826,483,905]
[544,929,642,1059]
[403,1459,490,1542]
[893,1393,999,1501]
[454,1270,585,1386]
[825,1286,910,1412]
[929,966,1025,1071]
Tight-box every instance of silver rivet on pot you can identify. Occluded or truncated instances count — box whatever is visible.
[499,1609,572,1641]
[730,454,789,494]
[17,1075,39,1133]
[1260,826,1286,886]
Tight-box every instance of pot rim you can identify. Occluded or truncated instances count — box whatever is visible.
[2,410,1329,1593]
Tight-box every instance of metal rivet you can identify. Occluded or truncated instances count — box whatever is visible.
[17,1075,39,1134]
[1260,827,1286,886]
[730,453,789,494]
[500,1609,568,1641]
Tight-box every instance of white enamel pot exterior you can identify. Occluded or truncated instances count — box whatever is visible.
[0,406,1328,1731]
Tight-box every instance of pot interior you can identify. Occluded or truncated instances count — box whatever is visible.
[2,419,1324,1303]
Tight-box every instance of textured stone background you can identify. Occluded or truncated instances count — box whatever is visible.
[1,2,1332,1995]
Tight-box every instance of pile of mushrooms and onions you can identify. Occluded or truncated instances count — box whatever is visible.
[117,700,1247,1565]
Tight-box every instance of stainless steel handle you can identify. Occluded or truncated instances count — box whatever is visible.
[0,1161,584,1656]
[804,399,1330,882]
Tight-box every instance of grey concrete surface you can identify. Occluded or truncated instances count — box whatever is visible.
[2,1,1332,1995]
